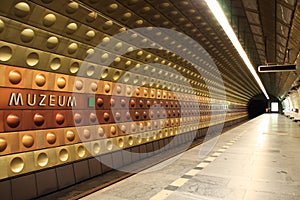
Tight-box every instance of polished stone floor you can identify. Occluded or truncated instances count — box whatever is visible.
[81,114,300,200]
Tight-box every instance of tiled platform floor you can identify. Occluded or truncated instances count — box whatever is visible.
[82,114,300,200]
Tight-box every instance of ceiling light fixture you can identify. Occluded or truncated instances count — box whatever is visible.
[204,0,269,99]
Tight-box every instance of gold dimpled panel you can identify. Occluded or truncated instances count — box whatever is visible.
[14,2,30,18]
[76,145,86,158]
[58,148,69,162]
[20,28,35,43]
[26,52,39,67]
[0,46,12,62]
[10,157,24,173]
[43,14,56,27]
[0,0,251,183]
[37,152,49,167]
[0,118,251,179]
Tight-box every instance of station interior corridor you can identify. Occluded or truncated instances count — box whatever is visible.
[80,114,300,200]
[0,0,300,199]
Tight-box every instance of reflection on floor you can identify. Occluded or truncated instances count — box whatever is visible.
[82,114,300,200]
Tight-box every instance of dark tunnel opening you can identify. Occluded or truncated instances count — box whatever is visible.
[248,94,282,119]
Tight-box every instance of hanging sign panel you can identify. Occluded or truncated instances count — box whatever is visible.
[258,64,296,73]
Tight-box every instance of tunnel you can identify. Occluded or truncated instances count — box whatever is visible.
[248,94,283,119]
[0,0,299,199]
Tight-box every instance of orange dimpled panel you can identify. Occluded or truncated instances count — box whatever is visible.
[0,0,250,181]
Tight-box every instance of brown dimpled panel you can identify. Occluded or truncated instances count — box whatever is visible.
[96,110,114,124]
[100,81,113,96]
[53,110,67,127]
[37,129,64,149]
[95,95,111,110]
[142,110,149,120]
[89,112,98,125]
[32,111,47,128]
[112,110,123,123]
[5,66,26,88]
[73,78,85,92]
[72,111,85,126]
[4,110,24,131]
[95,96,104,109]
[52,74,69,91]
[0,110,3,132]
[112,83,125,96]
[118,123,128,136]
[95,125,108,139]
[76,126,95,142]
[0,132,19,156]
[32,71,49,90]
[8,70,22,85]
[63,128,79,145]
[2,99,180,132]
[110,96,128,109]
[130,109,141,121]
[18,131,36,152]
[108,124,119,138]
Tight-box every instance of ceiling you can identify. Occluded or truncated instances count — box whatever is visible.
[73,0,300,101]
[228,0,300,99]
[2,0,299,103]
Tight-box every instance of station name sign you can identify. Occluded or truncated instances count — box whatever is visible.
[8,93,77,107]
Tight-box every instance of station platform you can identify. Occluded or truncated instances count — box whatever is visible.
[81,114,300,200]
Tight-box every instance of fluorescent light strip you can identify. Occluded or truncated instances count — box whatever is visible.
[204,0,269,100]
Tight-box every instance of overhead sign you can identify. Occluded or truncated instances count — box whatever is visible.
[258,64,296,73]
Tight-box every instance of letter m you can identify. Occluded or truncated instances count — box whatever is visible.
[9,93,24,106]
[67,96,77,107]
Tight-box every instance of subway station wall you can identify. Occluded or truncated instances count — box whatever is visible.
[283,88,300,111]
[0,0,249,199]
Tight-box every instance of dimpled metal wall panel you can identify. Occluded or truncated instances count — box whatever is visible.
[0,0,252,198]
